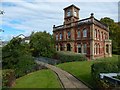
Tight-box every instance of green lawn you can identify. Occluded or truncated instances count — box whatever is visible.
[57,55,119,88]
[13,69,61,88]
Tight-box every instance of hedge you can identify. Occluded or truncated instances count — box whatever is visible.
[91,61,119,89]
[53,51,87,63]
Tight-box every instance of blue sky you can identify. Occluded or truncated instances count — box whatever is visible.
[0,0,119,41]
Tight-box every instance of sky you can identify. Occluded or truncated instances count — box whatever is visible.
[0,0,119,41]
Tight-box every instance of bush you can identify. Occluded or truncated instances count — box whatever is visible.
[2,38,37,78]
[112,48,120,55]
[2,69,15,88]
[14,54,37,78]
[53,51,87,63]
[91,61,119,89]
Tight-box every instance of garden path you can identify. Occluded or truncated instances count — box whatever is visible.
[35,60,90,89]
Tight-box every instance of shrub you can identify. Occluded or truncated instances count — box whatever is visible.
[2,38,37,78]
[118,56,120,71]
[2,69,15,88]
[91,61,119,89]
[53,51,87,63]
[14,54,37,78]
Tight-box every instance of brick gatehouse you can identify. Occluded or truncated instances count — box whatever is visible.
[53,4,112,60]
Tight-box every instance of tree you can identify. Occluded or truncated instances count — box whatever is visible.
[2,37,36,77]
[30,31,55,58]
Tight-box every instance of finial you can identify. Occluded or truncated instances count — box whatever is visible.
[90,13,94,18]
[53,25,55,28]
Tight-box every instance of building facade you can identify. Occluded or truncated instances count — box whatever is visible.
[53,5,112,59]
[16,34,30,43]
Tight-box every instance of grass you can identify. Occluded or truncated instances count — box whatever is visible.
[13,69,61,88]
[57,55,119,88]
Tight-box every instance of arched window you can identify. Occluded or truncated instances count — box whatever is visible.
[94,29,97,39]
[83,44,87,54]
[83,29,87,37]
[98,44,100,54]
[56,34,58,40]
[94,44,97,55]
[77,44,81,53]
[60,44,63,51]
[106,44,109,53]
[68,31,71,39]
[98,30,100,40]
[78,31,80,38]
[100,32,102,41]
[60,33,62,40]
[104,33,105,40]
[67,43,71,51]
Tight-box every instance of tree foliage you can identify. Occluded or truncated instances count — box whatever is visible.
[100,17,120,54]
[30,31,55,58]
[2,37,36,77]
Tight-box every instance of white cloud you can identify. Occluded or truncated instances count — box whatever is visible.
[2,0,120,2]
[1,1,118,41]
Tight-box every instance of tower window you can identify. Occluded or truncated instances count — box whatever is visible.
[67,10,71,16]
[74,11,77,16]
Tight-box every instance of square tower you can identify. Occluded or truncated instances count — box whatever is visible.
[63,4,80,24]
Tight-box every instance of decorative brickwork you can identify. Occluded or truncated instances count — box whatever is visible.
[53,5,112,60]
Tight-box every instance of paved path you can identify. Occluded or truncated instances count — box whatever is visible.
[35,60,90,89]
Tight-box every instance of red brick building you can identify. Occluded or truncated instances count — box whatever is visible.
[53,5,112,59]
